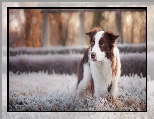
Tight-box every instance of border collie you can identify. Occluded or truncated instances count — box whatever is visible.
[76,27,121,104]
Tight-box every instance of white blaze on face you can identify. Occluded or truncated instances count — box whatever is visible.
[91,31,105,61]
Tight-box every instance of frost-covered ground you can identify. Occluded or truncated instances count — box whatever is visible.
[7,72,146,111]
[3,72,154,118]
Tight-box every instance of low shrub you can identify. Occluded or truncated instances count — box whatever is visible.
[9,53,146,77]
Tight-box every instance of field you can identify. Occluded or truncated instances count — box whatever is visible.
[8,72,146,111]
[2,73,154,118]
[2,42,154,118]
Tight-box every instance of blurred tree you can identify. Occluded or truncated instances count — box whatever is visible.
[139,12,146,43]
[116,10,123,44]
[53,12,72,46]
[131,12,134,43]
[9,9,25,47]
[92,12,104,29]
[24,9,42,47]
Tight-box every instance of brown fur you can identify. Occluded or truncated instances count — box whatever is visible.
[86,27,102,43]
[112,56,118,77]
[97,30,119,77]
[77,47,90,85]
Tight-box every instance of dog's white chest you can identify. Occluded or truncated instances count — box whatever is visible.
[90,59,112,90]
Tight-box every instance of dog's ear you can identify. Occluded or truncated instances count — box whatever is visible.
[105,30,119,43]
[86,27,102,40]
[85,30,96,40]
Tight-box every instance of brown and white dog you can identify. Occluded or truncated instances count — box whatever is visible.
[75,27,121,104]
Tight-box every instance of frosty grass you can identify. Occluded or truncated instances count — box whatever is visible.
[8,71,147,112]
[2,71,154,118]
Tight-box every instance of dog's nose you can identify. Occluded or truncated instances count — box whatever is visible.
[91,52,96,59]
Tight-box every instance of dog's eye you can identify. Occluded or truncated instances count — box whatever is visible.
[102,44,105,46]
[100,42,104,46]
[100,41,104,46]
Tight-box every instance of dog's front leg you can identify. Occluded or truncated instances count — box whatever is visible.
[94,92,100,103]
[93,79,101,103]
[77,63,91,97]
[110,79,119,104]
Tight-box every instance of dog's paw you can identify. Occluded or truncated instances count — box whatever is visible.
[112,97,115,105]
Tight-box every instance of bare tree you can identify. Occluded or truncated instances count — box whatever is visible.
[23,9,42,47]
[92,12,104,29]
[9,9,24,47]
[116,10,123,44]
[131,12,134,43]
[53,13,72,46]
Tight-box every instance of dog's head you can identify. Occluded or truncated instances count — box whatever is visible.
[86,27,119,62]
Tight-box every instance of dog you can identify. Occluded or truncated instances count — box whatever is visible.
[76,27,121,104]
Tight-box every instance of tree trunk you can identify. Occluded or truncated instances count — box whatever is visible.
[116,10,123,44]
[92,12,103,28]
[79,10,84,46]
[42,11,50,47]
[131,12,134,43]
